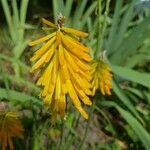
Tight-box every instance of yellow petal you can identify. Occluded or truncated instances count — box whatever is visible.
[64,34,90,52]
[70,52,91,71]
[31,50,49,72]
[64,49,79,72]
[29,32,56,46]
[45,44,56,63]
[58,95,66,118]
[55,71,61,100]
[51,53,59,85]
[74,85,92,105]
[77,107,88,119]
[62,38,91,62]
[66,80,81,106]
[61,27,88,37]
[58,44,65,66]
[42,18,57,28]
[56,31,62,45]
[43,93,53,105]
[30,36,56,62]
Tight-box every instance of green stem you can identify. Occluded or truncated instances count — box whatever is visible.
[1,0,15,42]
[78,99,96,150]
[95,0,102,57]
[20,0,29,42]
[58,120,65,150]
[95,0,111,57]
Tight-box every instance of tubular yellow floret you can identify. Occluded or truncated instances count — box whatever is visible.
[42,18,57,28]
[62,27,89,37]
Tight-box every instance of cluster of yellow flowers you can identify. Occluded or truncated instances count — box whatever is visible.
[29,14,112,120]
[91,58,112,96]
[0,111,24,150]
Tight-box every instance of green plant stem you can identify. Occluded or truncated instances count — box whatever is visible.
[20,0,29,42]
[1,0,15,42]
[58,120,65,150]
[78,99,96,150]
[95,0,111,57]
[95,0,102,57]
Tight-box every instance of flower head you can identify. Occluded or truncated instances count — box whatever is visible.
[91,57,112,96]
[29,15,92,120]
[0,111,24,150]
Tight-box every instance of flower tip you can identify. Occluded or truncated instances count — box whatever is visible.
[28,42,34,46]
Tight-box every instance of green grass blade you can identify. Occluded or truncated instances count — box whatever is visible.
[112,65,150,88]
[1,0,16,42]
[107,0,123,51]
[117,106,150,150]
[112,80,143,123]
[80,1,97,29]
[111,16,150,64]
[52,0,64,22]
[12,0,19,28]
[114,0,136,50]
[72,0,88,28]
[0,88,42,107]
[101,101,150,150]
[20,0,29,42]
[64,0,73,19]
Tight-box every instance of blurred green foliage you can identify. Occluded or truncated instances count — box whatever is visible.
[0,0,150,150]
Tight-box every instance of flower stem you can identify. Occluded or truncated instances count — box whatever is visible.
[78,99,96,150]
[95,0,111,58]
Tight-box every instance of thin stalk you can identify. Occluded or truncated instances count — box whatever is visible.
[95,0,102,57]
[99,0,111,52]
[95,0,111,57]
[1,0,15,42]
[20,0,29,42]
[78,99,96,150]
[57,120,65,150]
[12,0,19,28]
[64,113,81,150]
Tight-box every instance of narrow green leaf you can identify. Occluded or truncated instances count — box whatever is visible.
[0,88,42,107]
[80,1,97,29]
[117,106,150,150]
[114,0,136,50]
[112,65,150,88]
[64,0,73,19]
[112,80,143,123]
[20,0,29,41]
[111,16,150,64]
[1,0,16,42]
[101,101,150,150]
[52,0,64,22]
[72,0,88,28]
[107,0,123,51]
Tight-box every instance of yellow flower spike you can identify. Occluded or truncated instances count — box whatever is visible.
[91,58,113,96]
[0,111,24,150]
[29,14,92,120]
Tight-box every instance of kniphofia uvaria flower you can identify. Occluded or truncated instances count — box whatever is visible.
[29,14,92,120]
[91,57,112,96]
[0,111,24,150]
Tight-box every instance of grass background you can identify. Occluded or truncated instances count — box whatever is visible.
[0,0,150,149]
